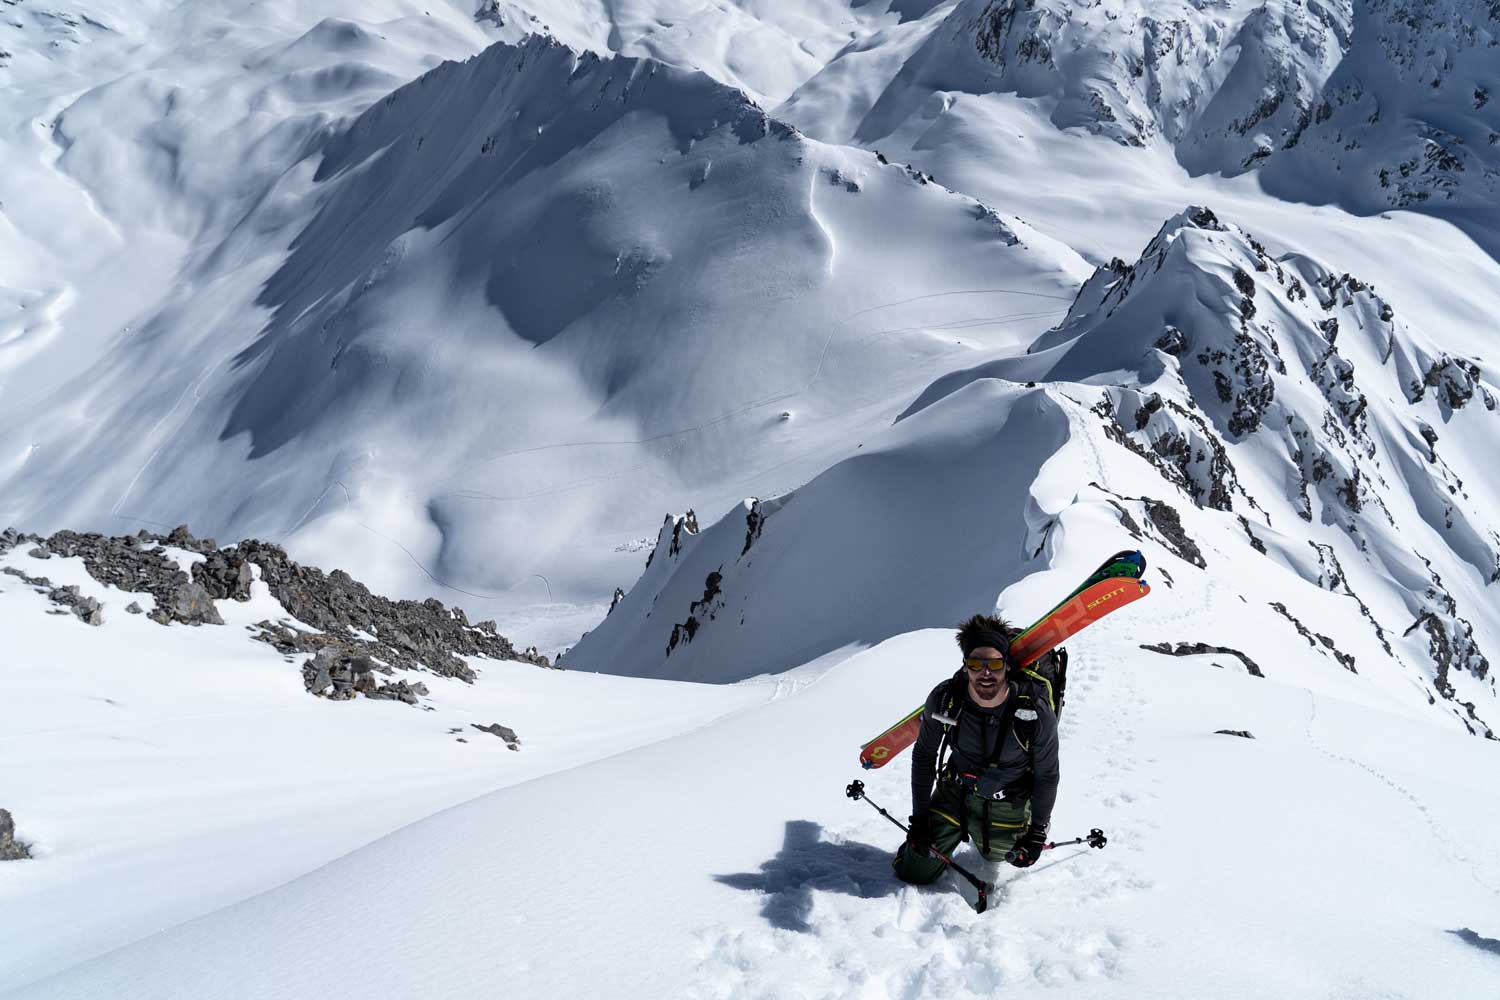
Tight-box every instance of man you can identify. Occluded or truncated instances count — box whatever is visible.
[892,614,1062,884]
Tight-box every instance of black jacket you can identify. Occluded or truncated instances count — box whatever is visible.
[910,671,1061,829]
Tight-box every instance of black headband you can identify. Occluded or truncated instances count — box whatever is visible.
[961,629,1011,656]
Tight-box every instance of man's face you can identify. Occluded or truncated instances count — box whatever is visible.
[965,646,1007,701]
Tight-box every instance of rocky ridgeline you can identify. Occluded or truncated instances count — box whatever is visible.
[0,525,551,705]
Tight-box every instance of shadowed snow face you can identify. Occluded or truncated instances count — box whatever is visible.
[965,646,1006,704]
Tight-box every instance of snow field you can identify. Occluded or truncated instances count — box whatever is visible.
[8,619,1497,998]
[0,547,767,990]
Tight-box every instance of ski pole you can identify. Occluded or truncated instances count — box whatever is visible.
[1005,827,1108,865]
[845,779,993,913]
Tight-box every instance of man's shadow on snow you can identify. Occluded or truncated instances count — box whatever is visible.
[714,820,910,932]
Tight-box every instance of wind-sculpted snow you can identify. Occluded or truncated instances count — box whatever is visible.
[563,379,1078,682]
[0,25,1086,651]
[600,202,1499,736]
[1035,207,1498,734]
[850,0,1352,172]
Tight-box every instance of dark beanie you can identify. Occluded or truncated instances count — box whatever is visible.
[960,629,1011,657]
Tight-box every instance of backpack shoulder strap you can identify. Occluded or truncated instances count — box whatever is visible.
[934,677,964,772]
[1019,667,1055,712]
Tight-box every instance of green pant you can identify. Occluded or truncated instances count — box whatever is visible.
[892,781,1032,885]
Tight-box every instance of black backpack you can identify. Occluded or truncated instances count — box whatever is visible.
[1027,647,1068,718]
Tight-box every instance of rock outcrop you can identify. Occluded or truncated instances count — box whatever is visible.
[0,809,31,861]
[2,525,550,705]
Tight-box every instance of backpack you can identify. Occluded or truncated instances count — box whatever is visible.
[1027,647,1068,718]
[931,665,1054,774]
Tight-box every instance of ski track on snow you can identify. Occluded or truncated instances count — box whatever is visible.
[1302,689,1500,900]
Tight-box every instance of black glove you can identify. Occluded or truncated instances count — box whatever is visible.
[1007,824,1049,868]
[907,813,933,854]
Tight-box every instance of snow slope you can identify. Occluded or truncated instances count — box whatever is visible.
[793,0,1498,225]
[834,0,1352,169]
[10,623,1499,998]
[578,205,1499,737]
[1262,0,1500,252]
[0,22,1086,653]
[0,544,767,989]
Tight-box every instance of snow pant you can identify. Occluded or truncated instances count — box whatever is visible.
[891,780,1032,885]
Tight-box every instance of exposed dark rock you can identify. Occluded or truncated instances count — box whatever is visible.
[742,499,765,556]
[1269,601,1357,673]
[1,564,104,625]
[474,0,505,27]
[0,809,31,861]
[0,527,29,556]
[1,566,43,585]
[1196,329,1276,437]
[1404,611,1492,737]
[691,570,723,617]
[1154,326,1187,355]
[1270,601,1318,649]
[1103,499,1143,540]
[1140,641,1265,677]
[1142,500,1206,568]
[1189,206,1223,230]
[41,528,219,626]
[1233,267,1257,299]
[1418,422,1439,462]
[300,647,379,701]
[1134,393,1163,430]
[1408,354,1484,409]
[1091,395,1244,512]
[169,582,225,626]
[472,722,521,750]
[1309,541,1393,657]
[26,547,50,560]
[1214,729,1256,739]
[1237,514,1267,554]
[125,601,144,615]
[365,678,431,704]
[222,537,548,680]
[12,525,547,695]
[667,615,701,656]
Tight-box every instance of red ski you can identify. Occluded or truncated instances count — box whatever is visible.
[858,560,1150,770]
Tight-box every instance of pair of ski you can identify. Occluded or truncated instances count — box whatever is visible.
[857,550,1151,769]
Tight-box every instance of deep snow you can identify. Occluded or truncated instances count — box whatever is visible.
[6,612,1498,998]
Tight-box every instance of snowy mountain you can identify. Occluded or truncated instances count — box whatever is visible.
[838,0,1351,168]
[1262,0,1500,247]
[577,205,1499,737]
[1,16,1085,651]
[3,0,1500,997]
[788,0,1498,243]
